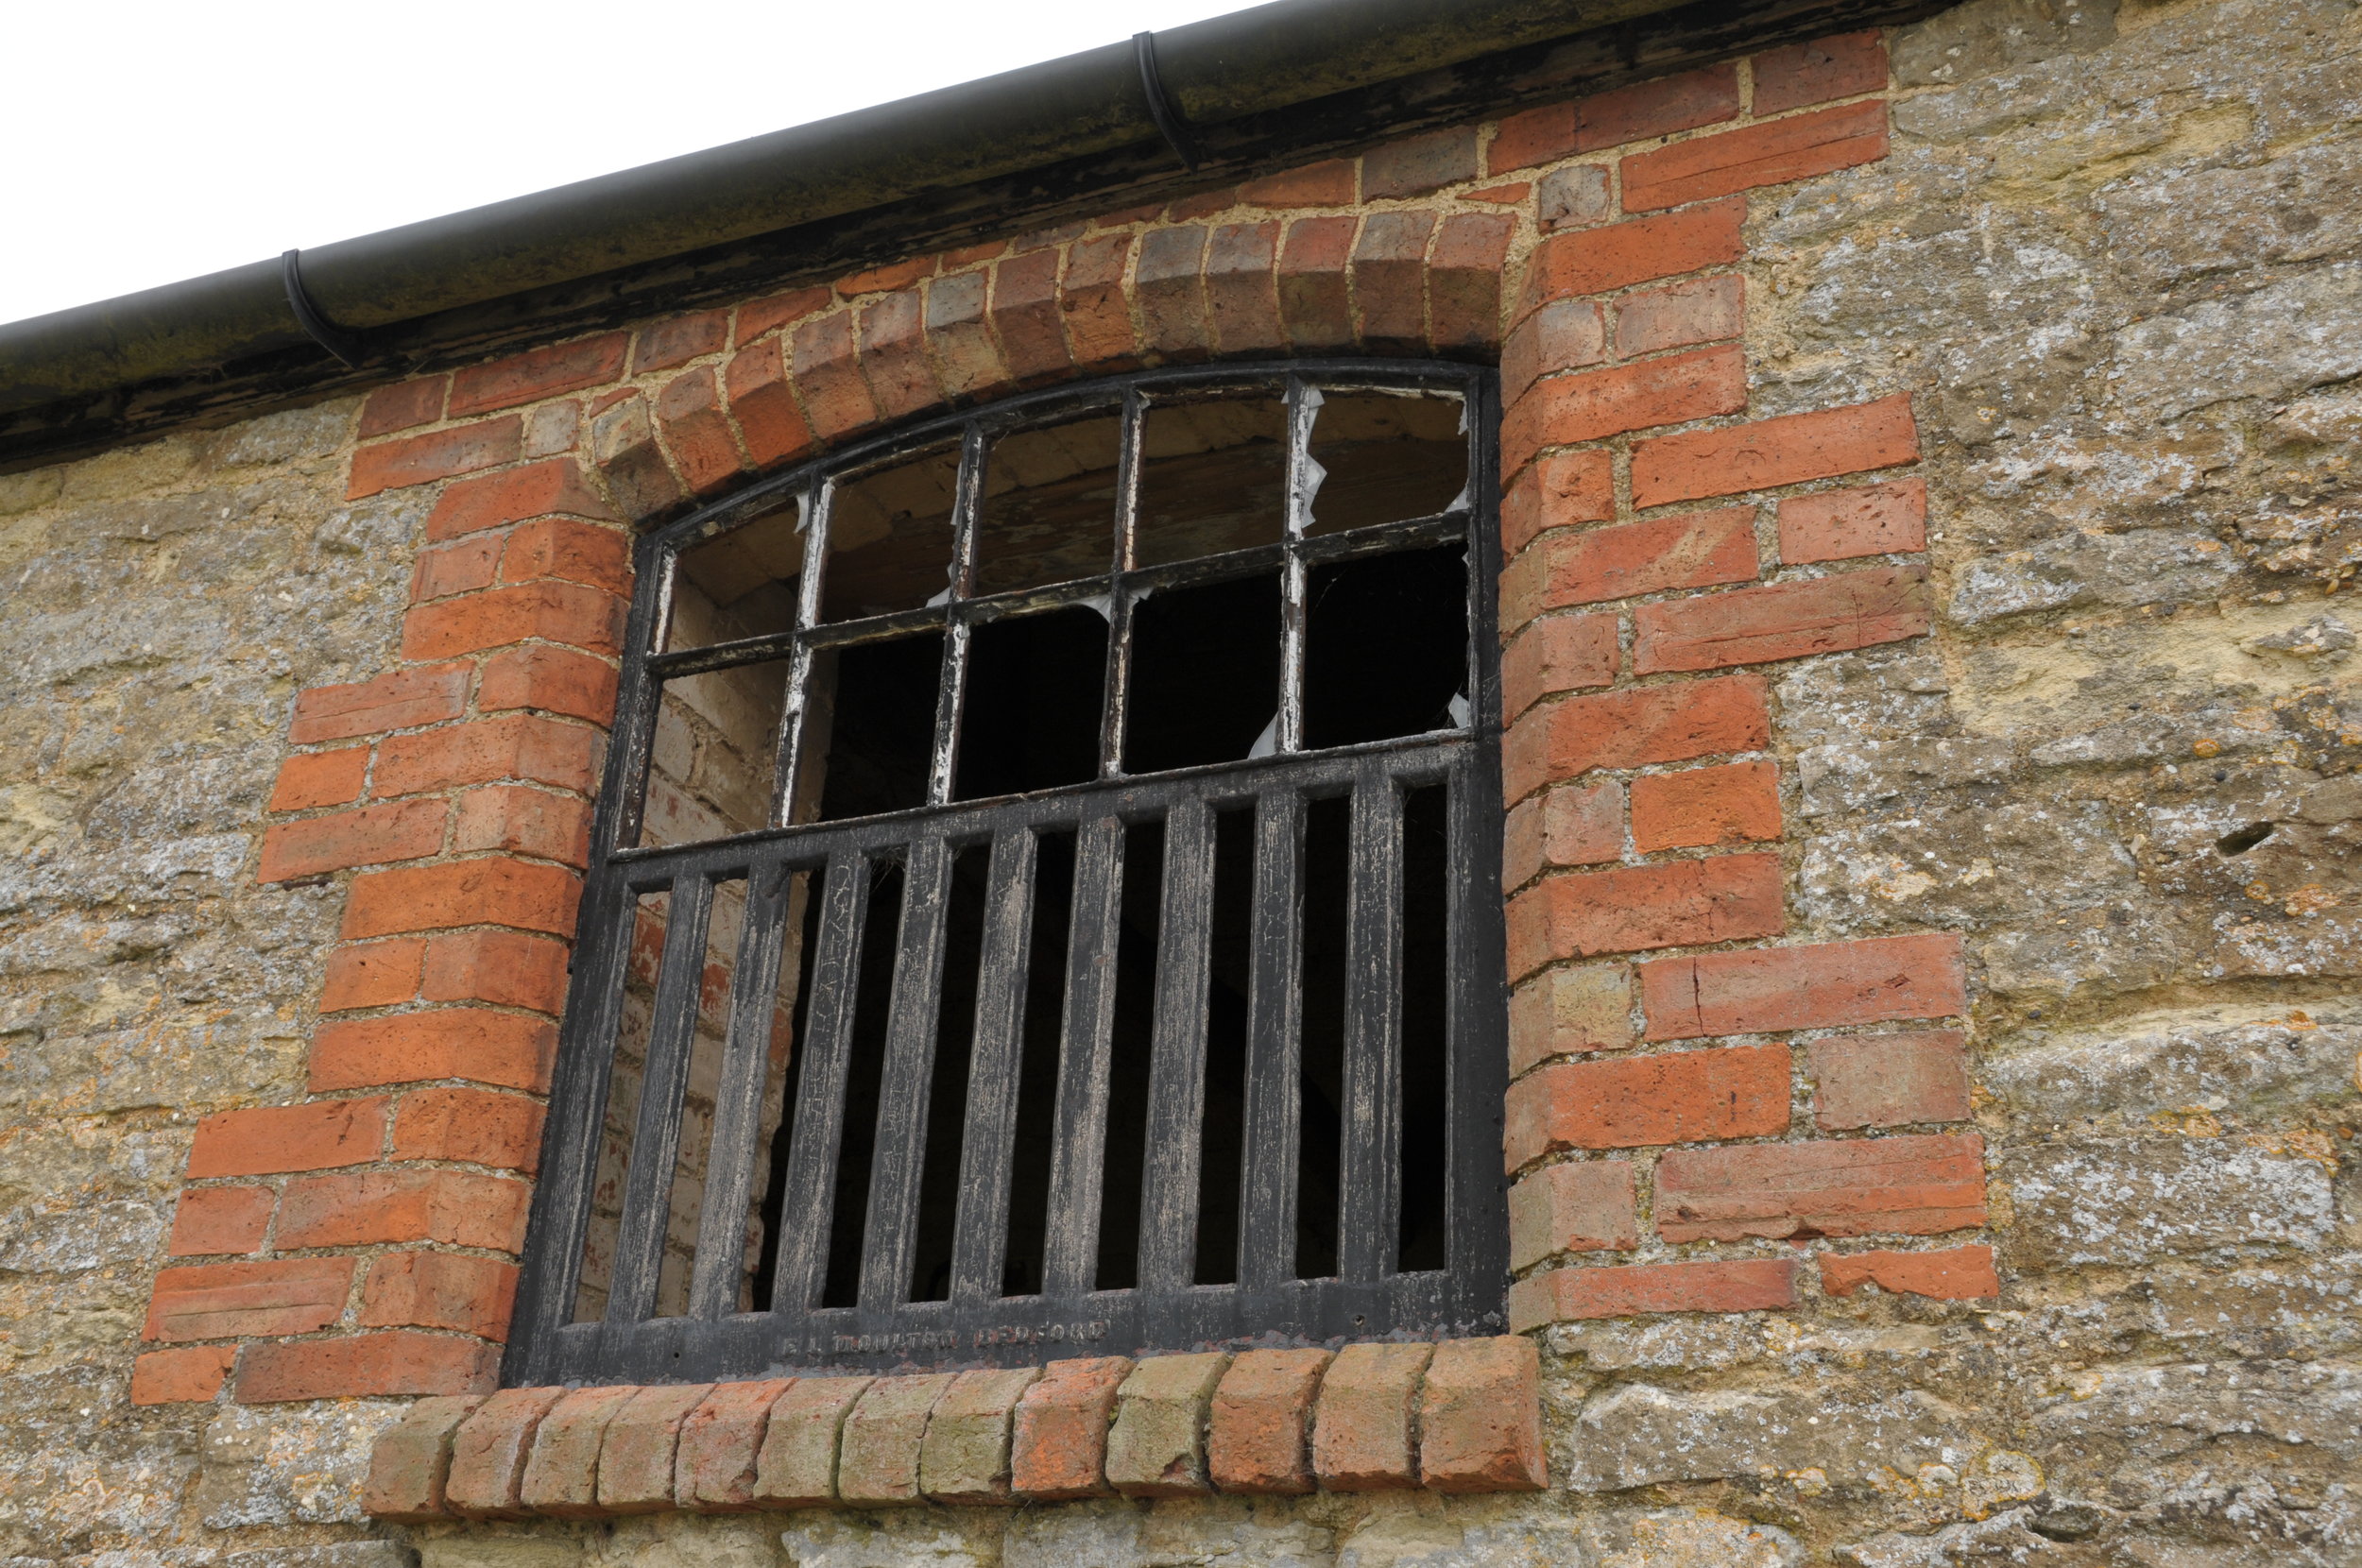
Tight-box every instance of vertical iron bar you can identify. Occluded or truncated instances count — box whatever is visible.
[769,485,821,830]
[1038,812,1126,1296]
[764,850,872,1311]
[1275,376,1317,754]
[1135,799,1214,1291]
[1100,385,1147,778]
[604,872,717,1323]
[928,425,990,806]
[948,828,1038,1301]
[685,859,794,1318]
[857,836,954,1308]
[1337,764,1404,1282]
[1237,787,1305,1290]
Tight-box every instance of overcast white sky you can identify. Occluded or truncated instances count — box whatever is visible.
[0,0,1263,329]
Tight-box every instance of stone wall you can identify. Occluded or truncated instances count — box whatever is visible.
[0,0,2356,1561]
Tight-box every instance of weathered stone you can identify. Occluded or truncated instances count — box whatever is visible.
[2004,1139,2336,1268]
[752,1375,871,1508]
[919,1366,1041,1505]
[836,1372,956,1506]
[1104,1353,1229,1498]
[1563,1384,1978,1492]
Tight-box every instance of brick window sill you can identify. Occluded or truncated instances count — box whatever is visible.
[367,1336,1544,1521]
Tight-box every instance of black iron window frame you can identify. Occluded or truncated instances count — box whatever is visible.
[506,359,1509,1386]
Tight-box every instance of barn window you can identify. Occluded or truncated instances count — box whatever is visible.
[506,362,1509,1383]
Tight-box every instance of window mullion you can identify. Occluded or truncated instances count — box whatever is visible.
[772,483,826,830]
[926,425,989,807]
[1099,386,1147,778]
[1277,375,1318,753]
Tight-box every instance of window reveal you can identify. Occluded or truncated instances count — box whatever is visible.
[508,364,1508,1385]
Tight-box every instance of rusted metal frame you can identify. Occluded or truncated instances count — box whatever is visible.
[1097,384,1148,779]
[1135,796,1215,1289]
[857,833,956,1307]
[1337,760,1405,1283]
[1038,812,1128,1295]
[684,860,795,1318]
[762,849,874,1311]
[1236,787,1306,1290]
[604,869,720,1323]
[946,827,1038,1301]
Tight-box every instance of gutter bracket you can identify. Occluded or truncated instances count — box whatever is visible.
[280,249,371,369]
[1133,31,1205,172]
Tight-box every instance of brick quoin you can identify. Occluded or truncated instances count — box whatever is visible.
[1502,779,1622,886]
[1504,673,1770,803]
[1504,1043,1791,1167]
[145,1257,355,1341]
[348,419,522,500]
[258,799,448,882]
[1499,612,1618,717]
[290,664,470,743]
[392,1086,546,1172]
[359,1253,520,1339]
[309,1009,556,1094]
[425,458,620,541]
[1507,963,1633,1074]
[1641,932,1968,1039]
[1753,30,1890,114]
[186,1098,387,1178]
[1632,393,1920,509]
[1499,505,1758,631]
[320,938,426,1013]
[131,1345,239,1406]
[1635,565,1931,673]
[269,749,370,811]
[1653,1132,1988,1241]
[1630,759,1783,851]
[1810,1031,1973,1130]
[1820,1244,1999,1301]
[1499,449,1615,556]
[449,333,628,418]
[1507,1160,1638,1268]
[401,581,626,662]
[370,713,601,799]
[1779,477,1928,564]
[1617,275,1746,357]
[1621,100,1891,211]
[1517,199,1745,322]
[1509,1258,1798,1329]
[167,1186,275,1256]
[236,1332,500,1404]
[1503,345,1749,467]
[341,859,583,941]
[1507,852,1786,974]
[359,378,448,438]
[275,1167,531,1252]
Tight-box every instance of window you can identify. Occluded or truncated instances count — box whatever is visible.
[506,363,1508,1384]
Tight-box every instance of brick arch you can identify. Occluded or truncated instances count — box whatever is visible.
[593,202,1523,522]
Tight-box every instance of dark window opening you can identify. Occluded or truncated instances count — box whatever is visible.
[518,365,1505,1385]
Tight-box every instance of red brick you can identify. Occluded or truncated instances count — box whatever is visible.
[1820,1243,1998,1301]
[1500,449,1615,556]
[364,1392,484,1522]
[411,535,501,602]
[676,1378,796,1510]
[269,748,370,812]
[1504,673,1769,803]
[590,392,684,520]
[1429,212,1515,352]
[1624,100,1890,211]
[421,927,570,1014]
[476,645,620,727]
[1278,216,1358,351]
[145,1256,354,1341]
[1617,274,1745,356]
[1811,1031,1972,1131]
[1632,759,1782,851]
[290,665,470,744]
[1641,932,1968,1039]
[1362,127,1479,198]
[836,256,936,298]
[1582,63,1742,151]
[839,1372,958,1504]
[1656,1132,1987,1241]
[1516,200,1744,323]
[944,240,1008,267]
[276,1167,532,1252]
[1753,30,1889,114]
[496,518,631,599]
[521,1385,640,1516]
[1504,346,1748,467]
[1635,565,1929,673]
[633,310,730,375]
[1509,1160,1638,1268]
[348,418,522,500]
[392,1086,546,1173]
[988,247,1072,383]
[1064,234,1141,371]
[790,312,878,441]
[1351,210,1435,353]
[1509,1258,1798,1328]
[131,1345,236,1405]
[451,785,595,868]
[1508,963,1634,1075]
[320,938,426,1013]
[858,289,942,421]
[1136,226,1211,362]
[259,799,447,881]
[923,270,1012,401]
[359,377,448,438]
[235,1332,498,1403]
[1488,100,1583,178]
[1166,187,1238,223]
[1239,159,1356,207]
[1779,476,1926,564]
[1506,1044,1790,1167]
[359,1252,519,1339]
[653,367,746,495]
[1309,1341,1430,1491]
[1499,506,1757,632]
[600,1383,716,1512]
[735,285,833,346]
[1500,298,1606,408]
[1500,611,1618,719]
[1011,1355,1133,1501]
[919,1366,1043,1504]
[371,714,600,799]
[1209,1348,1330,1495]
[309,1009,557,1095]
[168,1185,275,1256]
[1202,221,1283,356]
[447,1386,568,1518]
[1507,853,1785,974]
[188,1098,387,1178]
[400,580,626,661]
[1419,1337,1546,1493]
[724,339,817,469]
[424,457,619,541]
[449,334,627,418]
[754,1374,874,1507]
